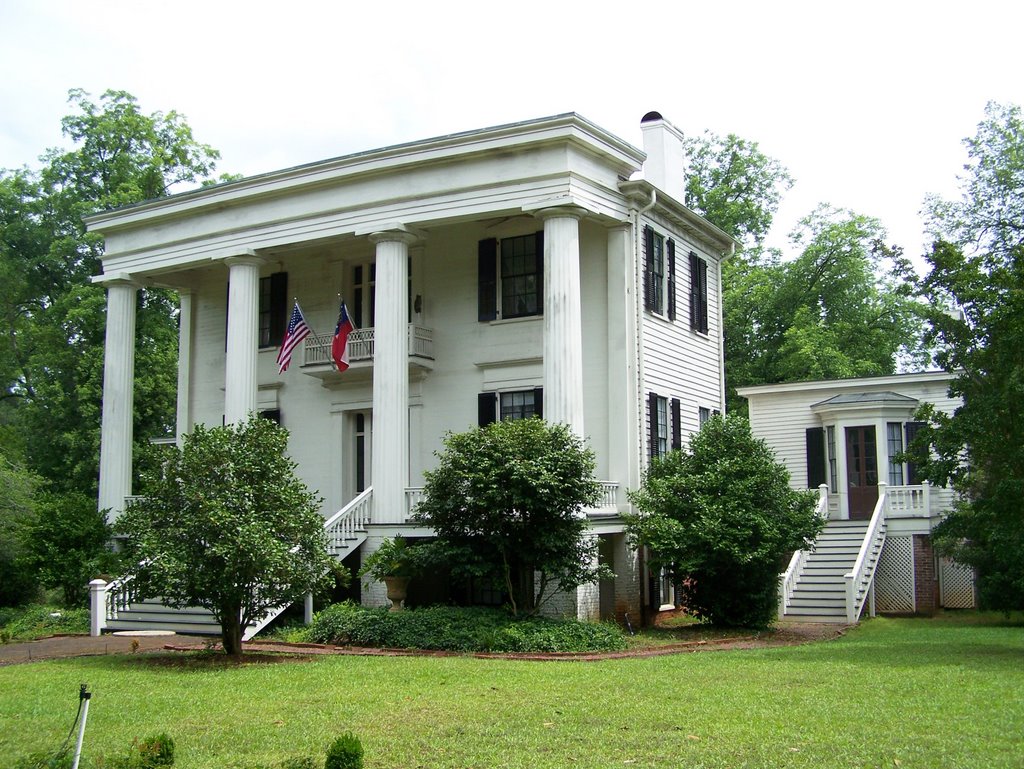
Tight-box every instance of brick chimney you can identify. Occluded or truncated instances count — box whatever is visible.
[640,111,686,202]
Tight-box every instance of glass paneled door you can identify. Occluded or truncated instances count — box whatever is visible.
[846,425,878,519]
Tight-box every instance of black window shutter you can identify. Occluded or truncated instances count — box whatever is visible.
[670,397,681,450]
[689,252,699,329]
[535,230,544,315]
[806,427,826,488]
[649,566,661,610]
[648,391,659,459]
[533,387,544,419]
[644,226,656,311]
[667,240,677,321]
[478,238,498,322]
[905,421,926,484]
[697,257,709,333]
[478,392,497,427]
[269,272,288,346]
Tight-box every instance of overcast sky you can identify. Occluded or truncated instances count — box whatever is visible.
[2,0,1021,265]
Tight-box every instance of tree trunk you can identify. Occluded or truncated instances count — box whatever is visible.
[220,605,243,656]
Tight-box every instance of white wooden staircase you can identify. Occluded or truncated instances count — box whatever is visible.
[93,489,373,639]
[778,484,889,624]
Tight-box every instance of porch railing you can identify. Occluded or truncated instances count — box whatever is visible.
[303,325,434,367]
[403,482,621,521]
[886,482,931,516]
[778,484,829,619]
[845,481,888,623]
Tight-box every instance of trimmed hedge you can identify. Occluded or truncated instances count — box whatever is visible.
[306,602,626,653]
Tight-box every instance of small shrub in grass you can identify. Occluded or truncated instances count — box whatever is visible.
[307,603,627,652]
[102,733,175,768]
[12,752,72,769]
[325,732,363,769]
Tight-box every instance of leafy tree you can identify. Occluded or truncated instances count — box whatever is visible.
[684,130,794,251]
[412,419,604,615]
[0,89,222,496]
[0,453,39,606]
[914,102,1024,611]
[683,130,924,412]
[23,491,118,607]
[723,207,925,411]
[116,416,333,655]
[626,415,822,628]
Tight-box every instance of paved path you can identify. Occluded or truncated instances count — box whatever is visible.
[0,633,209,666]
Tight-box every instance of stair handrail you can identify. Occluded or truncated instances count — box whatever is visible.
[322,487,373,554]
[243,488,374,640]
[844,482,888,623]
[89,558,154,636]
[778,485,829,619]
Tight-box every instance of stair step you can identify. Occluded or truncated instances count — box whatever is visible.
[784,605,847,616]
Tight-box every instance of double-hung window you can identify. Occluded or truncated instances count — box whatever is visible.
[478,232,544,321]
[478,388,544,426]
[643,226,676,319]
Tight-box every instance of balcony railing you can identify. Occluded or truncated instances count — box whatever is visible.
[303,325,434,367]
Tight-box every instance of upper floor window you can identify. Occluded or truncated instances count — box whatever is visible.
[351,258,413,328]
[689,252,709,333]
[478,233,544,321]
[259,272,288,348]
[644,226,676,319]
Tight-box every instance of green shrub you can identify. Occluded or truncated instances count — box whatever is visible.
[325,732,363,769]
[307,603,626,653]
[0,604,90,641]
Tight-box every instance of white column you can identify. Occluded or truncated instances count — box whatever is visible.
[537,207,586,438]
[606,224,639,493]
[97,277,139,521]
[369,230,415,523]
[176,289,194,443]
[224,255,263,425]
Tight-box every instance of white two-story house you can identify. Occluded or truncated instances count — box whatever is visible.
[88,111,735,635]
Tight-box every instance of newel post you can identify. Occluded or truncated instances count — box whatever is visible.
[89,579,108,637]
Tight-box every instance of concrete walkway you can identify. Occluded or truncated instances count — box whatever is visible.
[0,633,209,666]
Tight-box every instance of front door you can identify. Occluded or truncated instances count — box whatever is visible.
[846,425,878,519]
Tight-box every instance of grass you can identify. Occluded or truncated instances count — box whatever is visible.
[1,613,1021,768]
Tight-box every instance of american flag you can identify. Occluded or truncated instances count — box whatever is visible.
[276,301,311,374]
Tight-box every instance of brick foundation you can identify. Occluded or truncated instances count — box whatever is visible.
[913,534,938,614]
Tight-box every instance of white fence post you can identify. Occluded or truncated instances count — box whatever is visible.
[89,579,108,637]
[304,592,314,625]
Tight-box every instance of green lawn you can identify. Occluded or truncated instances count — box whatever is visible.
[1,614,1021,768]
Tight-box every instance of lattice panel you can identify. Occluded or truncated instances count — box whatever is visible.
[875,536,915,613]
[940,558,976,609]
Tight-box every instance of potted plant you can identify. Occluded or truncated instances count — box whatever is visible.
[358,536,413,611]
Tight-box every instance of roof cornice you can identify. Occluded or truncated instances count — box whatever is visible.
[736,370,955,398]
[85,113,646,235]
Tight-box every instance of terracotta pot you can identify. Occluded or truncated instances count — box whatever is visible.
[383,575,410,611]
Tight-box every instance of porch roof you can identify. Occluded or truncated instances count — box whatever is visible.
[811,391,919,408]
